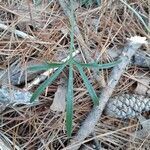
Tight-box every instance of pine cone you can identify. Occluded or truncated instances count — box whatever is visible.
[105,94,150,119]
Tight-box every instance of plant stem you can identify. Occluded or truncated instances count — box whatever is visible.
[69,0,75,59]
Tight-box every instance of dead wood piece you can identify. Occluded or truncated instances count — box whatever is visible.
[67,36,147,150]
[106,48,150,68]
[0,131,21,150]
[0,86,38,113]
[132,51,150,68]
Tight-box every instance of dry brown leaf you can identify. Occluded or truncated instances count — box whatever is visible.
[132,72,150,97]
[50,80,67,112]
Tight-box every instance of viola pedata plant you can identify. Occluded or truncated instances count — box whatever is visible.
[30,0,121,137]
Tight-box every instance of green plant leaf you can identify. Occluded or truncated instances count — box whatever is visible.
[30,63,66,102]
[28,62,64,72]
[75,63,99,105]
[75,59,121,69]
[66,63,74,137]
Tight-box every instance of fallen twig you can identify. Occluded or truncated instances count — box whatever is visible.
[0,22,35,40]
[67,36,147,150]
[0,59,45,86]
[106,48,150,68]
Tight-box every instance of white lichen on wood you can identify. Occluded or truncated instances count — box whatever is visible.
[0,86,38,112]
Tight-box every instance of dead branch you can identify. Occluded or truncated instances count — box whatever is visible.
[67,36,147,150]
[106,48,150,68]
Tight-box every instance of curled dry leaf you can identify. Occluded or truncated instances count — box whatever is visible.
[131,116,150,140]
[131,72,150,97]
[50,79,67,112]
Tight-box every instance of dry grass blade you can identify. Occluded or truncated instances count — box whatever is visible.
[0,131,21,150]
[0,23,35,40]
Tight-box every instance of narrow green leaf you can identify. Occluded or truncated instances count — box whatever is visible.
[66,63,74,137]
[30,63,66,102]
[75,63,99,105]
[28,62,63,72]
[75,59,121,69]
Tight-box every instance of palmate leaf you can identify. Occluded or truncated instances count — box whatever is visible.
[28,62,64,72]
[30,63,67,102]
[66,63,74,137]
[75,62,99,105]
[75,59,121,69]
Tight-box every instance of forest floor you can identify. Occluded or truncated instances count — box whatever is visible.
[0,0,149,150]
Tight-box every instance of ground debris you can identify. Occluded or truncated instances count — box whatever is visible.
[50,79,67,112]
[0,86,38,113]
